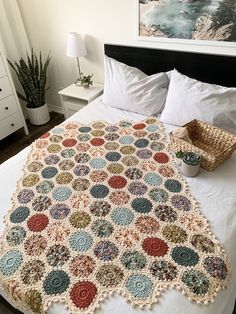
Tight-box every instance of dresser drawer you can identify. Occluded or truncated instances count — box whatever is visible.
[0,76,13,100]
[0,95,18,120]
[0,55,7,78]
[0,112,23,140]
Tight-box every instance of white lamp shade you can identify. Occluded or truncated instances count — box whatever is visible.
[67,32,87,58]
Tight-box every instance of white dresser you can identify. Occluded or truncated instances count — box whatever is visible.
[0,48,28,140]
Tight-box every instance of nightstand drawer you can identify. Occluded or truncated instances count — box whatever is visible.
[0,112,23,140]
[0,95,18,120]
[0,76,13,100]
[0,56,7,78]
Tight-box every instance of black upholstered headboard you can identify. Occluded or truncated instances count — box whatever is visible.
[104,44,236,87]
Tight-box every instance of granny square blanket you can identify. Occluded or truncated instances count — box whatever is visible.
[0,117,229,313]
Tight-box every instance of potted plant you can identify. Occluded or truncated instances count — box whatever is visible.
[181,152,201,177]
[8,49,51,125]
[76,73,93,88]
[175,150,185,166]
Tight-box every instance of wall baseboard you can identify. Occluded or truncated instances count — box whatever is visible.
[48,104,64,115]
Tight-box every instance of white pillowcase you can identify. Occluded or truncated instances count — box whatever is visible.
[102,56,168,116]
[160,70,236,133]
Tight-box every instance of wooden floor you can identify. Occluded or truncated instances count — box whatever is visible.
[0,111,235,314]
[0,111,64,165]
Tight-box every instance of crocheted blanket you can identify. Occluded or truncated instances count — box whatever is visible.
[0,118,229,314]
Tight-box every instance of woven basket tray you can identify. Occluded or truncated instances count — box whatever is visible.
[170,119,236,171]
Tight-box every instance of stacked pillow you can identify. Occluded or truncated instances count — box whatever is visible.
[102,56,236,133]
[102,56,169,116]
[160,69,236,133]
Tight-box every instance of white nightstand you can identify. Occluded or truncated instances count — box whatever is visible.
[58,83,103,119]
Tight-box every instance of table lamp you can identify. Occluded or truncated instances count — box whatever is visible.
[67,32,87,85]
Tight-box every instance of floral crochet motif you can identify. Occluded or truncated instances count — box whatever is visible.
[69,255,95,277]
[150,260,178,281]
[121,251,147,270]
[96,264,124,287]
[125,274,153,299]
[182,270,209,295]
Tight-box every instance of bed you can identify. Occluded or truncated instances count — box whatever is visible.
[0,44,236,314]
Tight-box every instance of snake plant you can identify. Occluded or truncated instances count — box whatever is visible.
[8,49,51,108]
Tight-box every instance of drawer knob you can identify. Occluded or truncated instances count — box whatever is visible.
[11,123,14,127]
[0,88,2,92]
[5,107,8,110]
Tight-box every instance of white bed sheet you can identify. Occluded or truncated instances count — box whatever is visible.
[0,97,235,314]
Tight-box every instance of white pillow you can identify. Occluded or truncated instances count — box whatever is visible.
[160,70,236,133]
[166,69,175,81]
[102,56,168,116]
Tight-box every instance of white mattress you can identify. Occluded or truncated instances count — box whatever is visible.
[0,97,236,314]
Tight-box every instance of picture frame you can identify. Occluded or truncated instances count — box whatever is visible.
[137,0,236,48]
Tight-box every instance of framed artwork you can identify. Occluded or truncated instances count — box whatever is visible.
[138,0,236,47]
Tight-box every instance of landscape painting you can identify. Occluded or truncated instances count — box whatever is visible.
[139,0,236,42]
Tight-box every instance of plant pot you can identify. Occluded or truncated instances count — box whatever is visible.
[26,103,50,126]
[181,162,200,177]
[82,83,90,88]
[175,157,182,167]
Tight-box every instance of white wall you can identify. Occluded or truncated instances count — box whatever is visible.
[17,0,236,111]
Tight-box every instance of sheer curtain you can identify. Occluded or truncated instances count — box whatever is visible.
[0,0,30,61]
[0,0,30,116]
